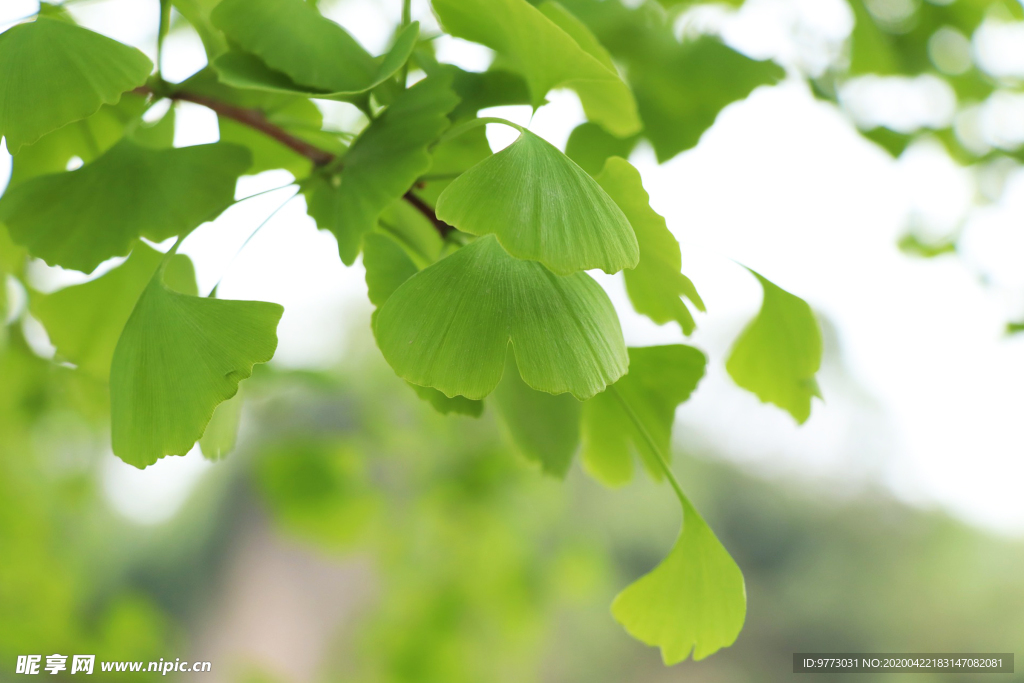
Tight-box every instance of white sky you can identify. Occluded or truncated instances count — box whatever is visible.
[2,0,1024,535]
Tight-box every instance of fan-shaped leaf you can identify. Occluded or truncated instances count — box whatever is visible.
[375,235,627,401]
[596,157,704,334]
[0,140,250,273]
[436,129,638,275]
[612,495,746,664]
[305,75,457,265]
[431,0,641,136]
[0,17,152,153]
[31,243,197,380]
[582,345,705,487]
[199,389,244,461]
[211,0,379,95]
[110,269,283,468]
[726,270,822,424]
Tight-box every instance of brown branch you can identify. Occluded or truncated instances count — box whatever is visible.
[135,85,450,236]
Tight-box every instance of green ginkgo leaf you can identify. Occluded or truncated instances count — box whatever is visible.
[199,388,244,461]
[30,242,197,380]
[211,0,377,95]
[363,233,484,418]
[726,270,822,424]
[0,140,250,273]
[432,0,641,136]
[375,235,628,401]
[582,345,705,487]
[110,266,283,468]
[596,157,704,335]
[493,353,581,477]
[435,128,638,275]
[212,22,419,100]
[305,75,457,265]
[565,122,637,177]
[612,495,746,664]
[0,17,152,153]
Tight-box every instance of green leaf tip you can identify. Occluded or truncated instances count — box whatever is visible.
[582,345,705,487]
[374,235,628,401]
[726,270,823,424]
[612,496,746,664]
[0,17,152,153]
[0,140,251,273]
[596,157,704,335]
[110,272,283,468]
[436,129,639,275]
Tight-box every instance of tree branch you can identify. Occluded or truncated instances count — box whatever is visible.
[136,85,450,236]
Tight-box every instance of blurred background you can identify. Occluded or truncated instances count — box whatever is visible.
[2,0,1024,680]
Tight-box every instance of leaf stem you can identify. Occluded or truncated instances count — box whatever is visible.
[609,385,688,509]
[157,0,172,79]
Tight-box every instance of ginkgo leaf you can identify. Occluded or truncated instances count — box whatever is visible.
[0,17,152,153]
[211,0,378,95]
[30,242,197,380]
[110,269,283,468]
[435,128,638,275]
[305,75,457,265]
[493,353,581,477]
[596,157,704,335]
[431,0,641,136]
[726,270,822,424]
[565,122,637,177]
[612,495,746,664]
[200,388,244,461]
[581,345,705,487]
[212,22,419,100]
[375,235,628,401]
[0,140,250,273]
[363,233,484,418]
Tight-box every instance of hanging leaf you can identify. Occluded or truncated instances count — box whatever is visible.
[211,22,419,100]
[375,235,628,401]
[30,243,197,381]
[363,233,484,418]
[436,128,638,275]
[582,345,705,487]
[431,0,641,136]
[0,18,153,153]
[596,157,704,334]
[726,270,822,424]
[612,495,746,664]
[211,0,383,95]
[110,267,283,468]
[199,388,244,461]
[305,75,457,265]
[493,353,581,477]
[0,140,250,273]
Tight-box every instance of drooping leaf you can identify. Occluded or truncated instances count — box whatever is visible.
[493,353,581,477]
[436,129,638,275]
[410,384,485,418]
[30,243,197,380]
[726,270,822,424]
[596,157,704,334]
[565,122,637,177]
[110,269,283,468]
[431,0,641,136]
[0,140,250,273]
[612,495,746,664]
[375,235,628,401]
[199,388,244,461]
[211,0,389,97]
[305,75,457,265]
[0,18,152,153]
[211,22,419,100]
[581,345,705,487]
